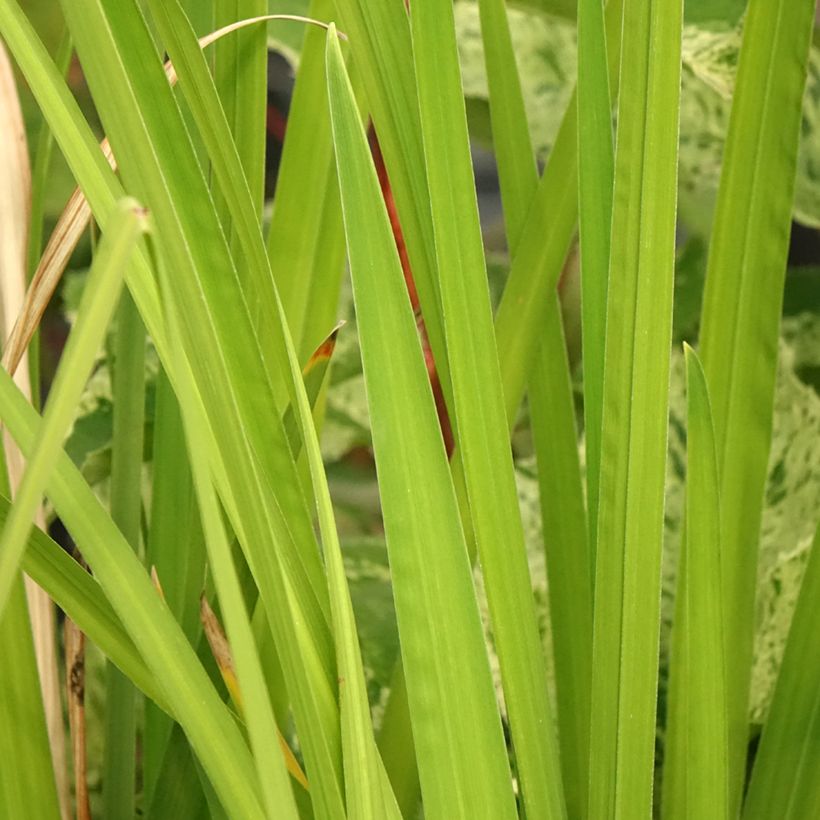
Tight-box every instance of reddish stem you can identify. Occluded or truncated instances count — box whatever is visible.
[368,128,455,457]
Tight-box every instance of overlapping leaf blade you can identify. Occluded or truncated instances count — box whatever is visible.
[326,27,516,820]
[267,0,347,363]
[0,366,265,818]
[12,496,163,708]
[0,200,141,617]
[587,0,682,815]
[674,345,728,819]
[161,294,299,820]
[213,0,267,265]
[329,0,450,406]
[476,0,590,813]
[143,370,205,803]
[411,0,565,815]
[58,1,346,812]
[695,0,816,809]
[577,0,614,554]
[530,309,590,819]
[105,286,147,820]
[743,521,820,819]
[0,575,61,819]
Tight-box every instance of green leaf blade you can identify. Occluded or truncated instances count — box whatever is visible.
[0,198,143,618]
[680,343,729,820]
[530,303,591,819]
[696,0,817,808]
[326,28,516,820]
[587,0,682,815]
[0,370,266,819]
[473,0,593,812]
[329,0,452,413]
[411,0,566,815]
[0,575,61,820]
[743,521,820,819]
[213,0,267,237]
[267,0,347,363]
[60,2,346,810]
[162,303,299,820]
[104,286,147,820]
[476,0,537,250]
[577,0,614,555]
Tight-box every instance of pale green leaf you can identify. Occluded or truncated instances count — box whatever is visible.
[411,0,565,814]
[743,521,820,819]
[0,199,143,618]
[587,0,682,815]
[697,0,816,809]
[326,27,517,819]
[0,575,61,819]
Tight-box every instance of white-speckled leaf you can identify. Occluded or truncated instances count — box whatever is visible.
[455,3,820,229]
[657,329,820,727]
[455,1,576,162]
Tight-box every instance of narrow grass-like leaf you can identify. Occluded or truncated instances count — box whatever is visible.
[476,0,537,251]
[530,302,591,818]
[743,521,820,819]
[411,1,565,815]
[329,0,451,406]
[146,372,203,643]
[474,0,591,811]
[143,369,205,804]
[493,0,623,427]
[213,0,267,224]
[674,344,728,819]
[10,496,164,708]
[0,0,169,361]
[0,367,265,819]
[272,65,402,802]
[696,0,816,808]
[577,0,614,553]
[161,297,299,820]
[211,0,267,345]
[0,573,61,820]
[300,325,401,815]
[103,288,146,820]
[326,29,517,820]
[267,0,347,362]
[587,0,682,815]
[0,199,142,618]
[135,3,346,810]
